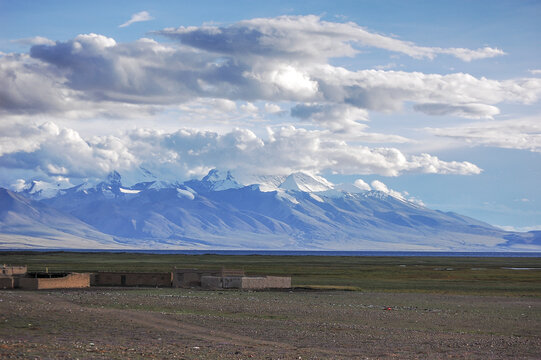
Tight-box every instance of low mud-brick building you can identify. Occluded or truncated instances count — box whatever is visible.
[172,268,245,288]
[18,272,90,290]
[92,271,173,287]
[1,264,291,290]
[1,265,90,290]
[1,264,26,289]
[173,268,291,289]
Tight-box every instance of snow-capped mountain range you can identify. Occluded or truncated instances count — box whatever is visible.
[1,169,540,250]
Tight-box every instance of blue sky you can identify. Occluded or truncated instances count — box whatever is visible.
[0,0,540,230]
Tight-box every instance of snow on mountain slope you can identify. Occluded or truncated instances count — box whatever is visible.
[239,174,287,192]
[16,180,69,200]
[184,169,243,192]
[5,169,541,250]
[279,172,334,192]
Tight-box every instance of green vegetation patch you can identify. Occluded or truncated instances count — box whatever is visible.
[1,251,540,296]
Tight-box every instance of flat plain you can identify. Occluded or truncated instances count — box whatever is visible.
[0,252,540,359]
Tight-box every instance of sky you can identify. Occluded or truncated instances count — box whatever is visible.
[0,0,540,231]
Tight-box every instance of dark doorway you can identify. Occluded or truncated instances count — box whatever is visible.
[120,275,126,286]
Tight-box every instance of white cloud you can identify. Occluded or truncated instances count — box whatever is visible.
[437,46,505,62]
[158,15,504,62]
[353,179,371,191]
[0,121,137,179]
[0,22,534,122]
[413,103,500,119]
[0,15,537,190]
[264,103,282,113]
[12,36,55,46]
[529,69,541,75]
[119,11,153,28]
[427,116,541,152]
[0,121,482,186]
[313,67,541,117]
[240,102,258,113]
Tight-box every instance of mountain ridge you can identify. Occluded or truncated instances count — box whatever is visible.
[2,170,540,250]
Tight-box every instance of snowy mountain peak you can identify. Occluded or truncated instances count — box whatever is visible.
[279,172,334,192]
[201,169,242,191]
[18,180,65,200]
[240,174,287,192]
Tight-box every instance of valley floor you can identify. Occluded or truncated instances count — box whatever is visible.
[0,288,540,359]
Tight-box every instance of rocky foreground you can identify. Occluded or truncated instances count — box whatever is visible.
[0,288,540,359]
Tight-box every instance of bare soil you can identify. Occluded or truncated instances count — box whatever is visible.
[0,288,540,359]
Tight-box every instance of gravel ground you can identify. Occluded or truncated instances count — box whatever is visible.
[0,288,540,359]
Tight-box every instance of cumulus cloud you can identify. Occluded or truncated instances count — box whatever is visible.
[0,15,537,188]
[264,103,282,114]
[0,121,137,179]
[0,121,481,185]
[0,17,534,122]
[119,11,153,28]
[0,53,73,114]
[427,116,541,152]
[353,179,371,191]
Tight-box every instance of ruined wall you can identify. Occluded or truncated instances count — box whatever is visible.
[18,273,90,290]
[0,277,14,289]
[93,272,172,287]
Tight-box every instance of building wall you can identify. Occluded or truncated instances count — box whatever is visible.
[241,276,291,289]
[18,273,90,290]
[202,276,291,289]
[259,276,291,289]
[93,272,172,287]
[1,265,27,276]
[240,277,267,289]
[201,276,222,289]
[172,269,225,288]
[222,276,243,289]
[0,277,14,289]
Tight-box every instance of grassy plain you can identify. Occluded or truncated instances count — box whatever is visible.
[1,251,540,296]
